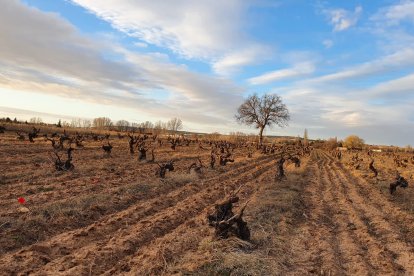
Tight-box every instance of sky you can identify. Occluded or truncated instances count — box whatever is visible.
[0,0,413,146]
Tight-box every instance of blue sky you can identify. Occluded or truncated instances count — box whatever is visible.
[1,0,413,145]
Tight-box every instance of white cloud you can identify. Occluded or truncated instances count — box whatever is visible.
[0,0,246,126]
[369,1,414,52]
[366,73,414,97]
[276,53,414,141]
[299,73,414,142]
[134,42,148,48]
[69,0,250,60]
[248,62,315,85]
[324,5,362,32]
[0,0,138,86]
[69,0,272,74]
[372,0,414,25]
[212,45,270,76]
[279,82,414,144]
[2,0,414,146]
[308,48,414,83]
[323,39,333,49]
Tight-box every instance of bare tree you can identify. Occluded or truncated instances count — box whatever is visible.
[167,117,183,134]
[70,118,82,128]
[131,122,140,132]
[82,119,92,128]
[139,121,154,133]
[303,128,309,146]
[116,120,130,132]
[62,121,71,128]
[235,94,290,145]
[29,117,43,124]
[92,117,112,129]
[153,120,167,135]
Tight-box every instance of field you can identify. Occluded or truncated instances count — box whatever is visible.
[0,125,413,275]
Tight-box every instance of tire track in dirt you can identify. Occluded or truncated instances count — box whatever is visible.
[0,155,276,275]
[321,155,397,274]
[289,150,414,275]
[323,152,414,274]
[318,158,373,275]
[288,151,343,275]
[337,162,414,247]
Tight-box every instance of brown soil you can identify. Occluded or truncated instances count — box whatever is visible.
[0,129,413,275]
[287,150,414,275]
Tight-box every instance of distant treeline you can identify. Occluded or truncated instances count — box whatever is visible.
[0,116,183,135]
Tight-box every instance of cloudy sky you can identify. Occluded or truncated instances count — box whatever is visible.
[1,0,413,145]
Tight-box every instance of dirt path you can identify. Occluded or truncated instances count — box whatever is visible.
[289,150,414,275]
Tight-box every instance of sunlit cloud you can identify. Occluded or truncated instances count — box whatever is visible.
[0,0,245,128]
[1,0,413,146]
[248,62,315,85]
[69,0,250,60]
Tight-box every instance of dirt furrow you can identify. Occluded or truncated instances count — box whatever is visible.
[337,162,414,246]
[324,154,414,274]
[0,155,275,275]
[288,151,343,275]
[0,150,212,201]
[0,150,233,216]
[106,165,275,275]
[32,157,276,275]
[322,155,397,274]
[327,161,406,274]
[320,162,373,275]
[288,150,414,275]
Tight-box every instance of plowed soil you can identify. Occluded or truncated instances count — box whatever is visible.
[288,151,414,275]
[0,131,413,275]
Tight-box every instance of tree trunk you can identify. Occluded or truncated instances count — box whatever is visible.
[259,126,265,145]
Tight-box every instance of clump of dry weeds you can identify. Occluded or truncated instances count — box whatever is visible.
[182,158,310,275]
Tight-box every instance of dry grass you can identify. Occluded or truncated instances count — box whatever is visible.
[184,159,310,276]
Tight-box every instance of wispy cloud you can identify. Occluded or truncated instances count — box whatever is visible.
[0,0,245,126]
[69,0,271,74]
[279,81,414,145]
[69,0,250,60]
[248,62,315,85]
[0,1,138,86]
[322,39,333,49]
[365,73,414,98]
[371,0,414,25]
[212,45,270,76]
[369,0,414,53]
[2,0,414,146]
[323,5,362,32]
[133,42,148,48]
[307,48,414,83]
